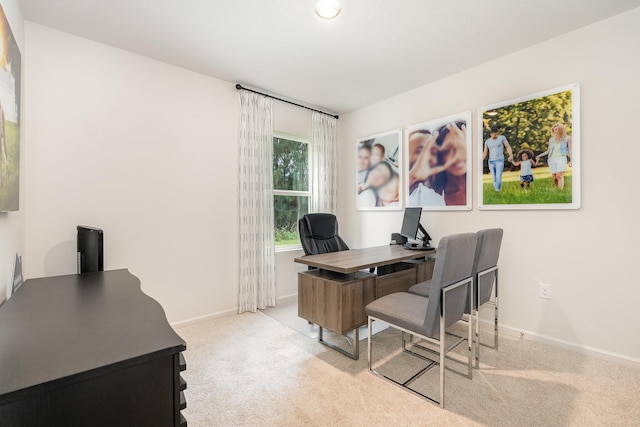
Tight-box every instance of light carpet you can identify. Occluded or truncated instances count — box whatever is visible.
[176,311,640,426]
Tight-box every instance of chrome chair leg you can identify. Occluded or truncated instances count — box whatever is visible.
[368,277,473,408]
[439,342,445,407]
[475,266,499,368]
[475,307,480,368]
[475,309,480,367]
[407,280,474,379]
[368,317,373,370]
[369,317,441,406]
[467,279,474,378]
[494,269,499,351]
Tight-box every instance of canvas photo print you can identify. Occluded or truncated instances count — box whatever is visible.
[356,129,402,211]
[478,84,580,210]
[0,4,21,212]
[405,112,472,210]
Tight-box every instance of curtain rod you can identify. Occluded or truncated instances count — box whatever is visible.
[235,84,339,120]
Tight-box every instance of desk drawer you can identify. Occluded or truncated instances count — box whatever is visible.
[416,259,435,282]
[376,269,418,298]
[298,270,376,334]
[376,262,415,276]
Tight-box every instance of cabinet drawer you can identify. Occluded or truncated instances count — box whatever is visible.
[376,269,417,298]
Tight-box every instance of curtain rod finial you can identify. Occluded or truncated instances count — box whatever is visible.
[235,84,242,90]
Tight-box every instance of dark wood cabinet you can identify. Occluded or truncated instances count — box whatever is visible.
[0,269,187,426]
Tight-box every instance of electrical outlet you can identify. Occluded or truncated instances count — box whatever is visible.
[539,283,551,299]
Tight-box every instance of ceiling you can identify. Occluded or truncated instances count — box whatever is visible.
[18,0,640,114]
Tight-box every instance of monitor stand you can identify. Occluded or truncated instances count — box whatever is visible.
[417,224,432,246]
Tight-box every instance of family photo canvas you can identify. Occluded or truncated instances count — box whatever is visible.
[0,4,21,212]
[355,129,402,211]
[478,84,580,210]
[405,112,472,211]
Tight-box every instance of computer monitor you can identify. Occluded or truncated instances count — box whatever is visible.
[400,207,432,246]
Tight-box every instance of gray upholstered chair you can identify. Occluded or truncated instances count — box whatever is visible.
[472,228,503,367]
[365,233,477,408]
[407,274,431,297]
[409,229,504,369]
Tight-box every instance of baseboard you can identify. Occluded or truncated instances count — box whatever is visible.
[478,319,640,369]
[171,307,237,328]
[276,293,297,304]
[171,294,298,329]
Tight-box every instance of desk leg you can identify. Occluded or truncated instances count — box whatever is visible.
[318,326,360,360]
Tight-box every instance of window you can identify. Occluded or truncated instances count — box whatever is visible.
[273,134,310,249]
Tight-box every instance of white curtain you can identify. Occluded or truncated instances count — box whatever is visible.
[310,112,338,213]
[238,91,276,313]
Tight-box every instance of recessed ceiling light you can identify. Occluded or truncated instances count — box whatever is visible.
[315,0,341,20]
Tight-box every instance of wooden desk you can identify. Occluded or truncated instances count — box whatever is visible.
[0,269,187,427]
[295,245,436,359]
[294,244,435,274]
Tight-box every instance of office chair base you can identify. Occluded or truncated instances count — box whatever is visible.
[318,326,359,360]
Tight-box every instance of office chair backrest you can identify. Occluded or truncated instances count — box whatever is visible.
[473,228,503,307]
[298,213,349,256]
[423,233,477,339]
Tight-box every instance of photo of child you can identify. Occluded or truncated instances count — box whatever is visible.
[355,129,402,211]
[371,143,385,166]
[510,149,537,189]
[376,172,399,207]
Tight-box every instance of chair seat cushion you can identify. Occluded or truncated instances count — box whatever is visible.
[365,292,428,335]
[408,280,431,297]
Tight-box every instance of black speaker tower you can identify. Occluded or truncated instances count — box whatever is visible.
[77,226,104,273]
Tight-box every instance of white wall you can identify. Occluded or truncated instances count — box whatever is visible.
[0,0,24,303]
[23,23,312,320]
[23,22,241,322]
[337,8,640,363]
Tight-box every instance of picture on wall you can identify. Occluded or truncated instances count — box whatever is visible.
[405,112,472,210]
[478,83,580,210]
[356,129,402,211]
[0,4,21,212]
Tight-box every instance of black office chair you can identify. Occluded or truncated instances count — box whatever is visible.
[298,213,350,328]
[298,213,349,256]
